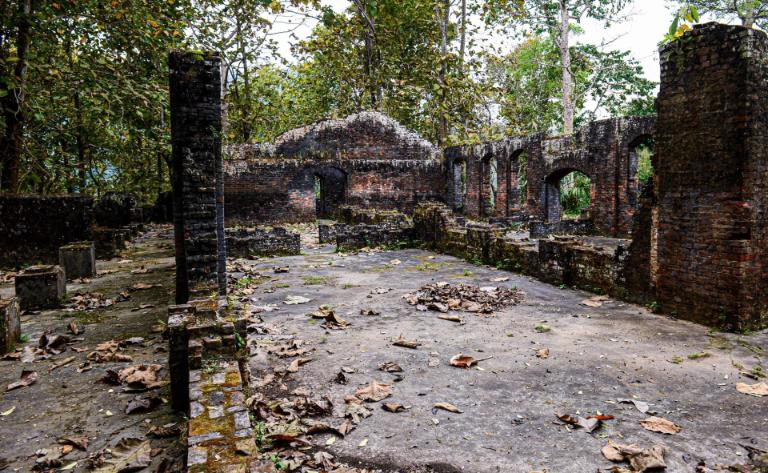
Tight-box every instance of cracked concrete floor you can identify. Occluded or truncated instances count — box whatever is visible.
[0,227,183,472]
[238,240,768,473]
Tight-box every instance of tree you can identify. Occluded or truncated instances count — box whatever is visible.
[486,0,631,134]
[680,0,767,29]
[0,0,33,193]
[488,34,655,135]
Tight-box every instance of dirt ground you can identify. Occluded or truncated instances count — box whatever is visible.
[236,231,768,473]
[0,226,184,472]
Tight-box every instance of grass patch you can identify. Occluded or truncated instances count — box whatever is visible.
[273,283,290,289]
[687,352,711,360]
[415,262,442,272]
[302,276,329,285]
[669,356,684,364]
[341,283,357,289]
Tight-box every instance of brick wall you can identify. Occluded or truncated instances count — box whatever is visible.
[223,158,444,224]
[655,23,768,329]
[0,195,93,268]
[445,117,655,237]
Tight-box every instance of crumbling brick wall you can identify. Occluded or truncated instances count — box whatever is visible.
[223,112,445,224]
[169,50,227,302]
[445,117,655,237]
[0,195,94,268]
[655,23,768,329]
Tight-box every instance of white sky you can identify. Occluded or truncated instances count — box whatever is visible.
[269,0,680,83]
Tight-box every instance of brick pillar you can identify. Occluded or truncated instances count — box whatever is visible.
[169,51,227,303]
[655,24,768,329]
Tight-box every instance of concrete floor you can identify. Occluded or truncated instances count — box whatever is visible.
[239,240,767,473]
[0,227,183,472]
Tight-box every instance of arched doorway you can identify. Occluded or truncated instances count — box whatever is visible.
[543,169,592,223]
[314,167,347,219]
[507,150,528,214]
[481,154,498,217]
[628,134,654,208]
[451,158,467,211]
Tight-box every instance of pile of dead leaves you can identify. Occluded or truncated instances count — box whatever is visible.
[602,440,668,472]
[63,292,115,312]
[404,282,524,314]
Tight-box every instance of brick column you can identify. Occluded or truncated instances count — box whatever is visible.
[655,24,768,329]
[169,51,227,303]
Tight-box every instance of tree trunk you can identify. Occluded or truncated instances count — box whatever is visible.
[0,0,32,193]
[438,0,450,145]
[558,0,574,135]
[73,88,88,192]
[459,0,467,69]
[236,12,252,142]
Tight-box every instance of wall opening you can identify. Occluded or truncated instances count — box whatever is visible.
[628,135,654,208]
[314,167,347,219]
[487,156,498,216]
[451,159,467,211]
[508,150,528,213]
[544,169,592,223]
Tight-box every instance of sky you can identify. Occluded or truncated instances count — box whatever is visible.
[269,0,679,83]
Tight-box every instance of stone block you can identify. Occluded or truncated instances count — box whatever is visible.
[15,265,66,310]
[0,298,21,354]
[58,241,96,280]
[93,227,127,259]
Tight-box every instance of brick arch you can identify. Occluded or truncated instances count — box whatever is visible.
[506,148,527,215]
[449,157,468,211]
[542,167,593,223]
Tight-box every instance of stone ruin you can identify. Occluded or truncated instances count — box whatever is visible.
[0,21,753,472]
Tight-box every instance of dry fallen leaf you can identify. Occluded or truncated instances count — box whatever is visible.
[449,354,477,368]
[433,402,462,413]
[536,348,550,359]
[5,370,38,392]
[602,440,667,472]
[556,413,600,432]
[118,364,164,390]
[437,314,462,322]
[736,382,768,397]
[382,403,406,413]
[640,416,681,434]
[92,438,151,473]
[392,334,421,349]
[378,362,403,373]
[355,381,393,402]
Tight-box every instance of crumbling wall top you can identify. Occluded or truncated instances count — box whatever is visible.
[227,111,439,161]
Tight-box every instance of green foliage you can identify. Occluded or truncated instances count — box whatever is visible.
[559,171,590,218]
[636,145,654,184]
[662,4,700,44]
[677,0,766,30]
[488,35,656,135]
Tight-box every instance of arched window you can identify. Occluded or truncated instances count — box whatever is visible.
[451,159,467,211]
[543,169,593,223]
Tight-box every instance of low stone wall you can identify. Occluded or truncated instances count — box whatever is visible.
[93,192,137,228]
[337,204,411,226]
[529,219,594,238]
[336,223,415,252]
[225,227,300,258]
[414,203,642,301]
[167,298,255,472]
[0,195,94,268]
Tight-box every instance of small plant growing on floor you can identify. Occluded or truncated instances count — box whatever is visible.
[19,333,29,343]
[302,275,326,285]
[235,333,245,350]
[462,269,474,277]
[670,356,684,364]
[687,352,711,360]
[236,276,253,288]
[274,283,290,289]
[534,324,551,333]
[646,301,660,313]
[341,283,356,289]
[559,284,567,289]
